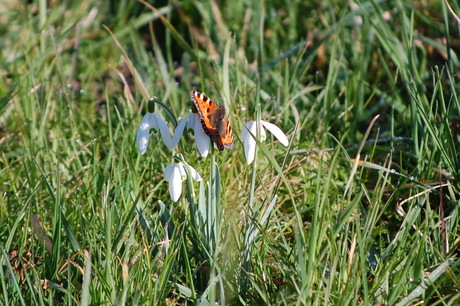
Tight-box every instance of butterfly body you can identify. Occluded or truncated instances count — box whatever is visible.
[190,90,234,151]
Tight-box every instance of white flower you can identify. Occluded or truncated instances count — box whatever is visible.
[136,112,172,154]
[241,120,289,165]
[164,162,202,202]
[173,113,211,157]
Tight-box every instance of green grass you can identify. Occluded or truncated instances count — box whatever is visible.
[1,0,460,304]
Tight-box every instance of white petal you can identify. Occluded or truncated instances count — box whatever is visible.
[187,165,202,182]
[242,120,267,142]
[154,113,173,148]
[195,130,210,157]
[164,163,175,181]
[240,121,254,142]
[136,113,155,155]
[146,112,159,129]
[168,165,183,202]
[136,128,150,155]
[244,138,256,165]
[187,112,197,129]
[170,116,189,148]
[242,121,257,165]
[261,120,289,146]
[177,162,187,181]
[193,114,210,157]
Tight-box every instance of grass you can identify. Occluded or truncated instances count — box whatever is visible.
[1,0,460,304]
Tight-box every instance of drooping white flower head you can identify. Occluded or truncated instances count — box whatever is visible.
[164,162,202,202]
[241,120,289,165]
[173,113,211,157]
[136,112,172,154]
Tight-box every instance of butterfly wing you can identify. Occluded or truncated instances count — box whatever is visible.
[190,90,234,151]
[191,90,219,139]
[215,109,234,151]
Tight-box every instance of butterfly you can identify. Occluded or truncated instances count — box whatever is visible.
[190,90,234,151]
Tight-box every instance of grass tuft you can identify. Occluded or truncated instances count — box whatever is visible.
[1,0,459,304]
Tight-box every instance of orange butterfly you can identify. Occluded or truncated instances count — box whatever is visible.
[190,90,234,151]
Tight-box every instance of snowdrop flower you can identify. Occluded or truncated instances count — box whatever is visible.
[241,120,289,165]
[173,113,211,157]
[164,162,202,202]
[136,111,172,154]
